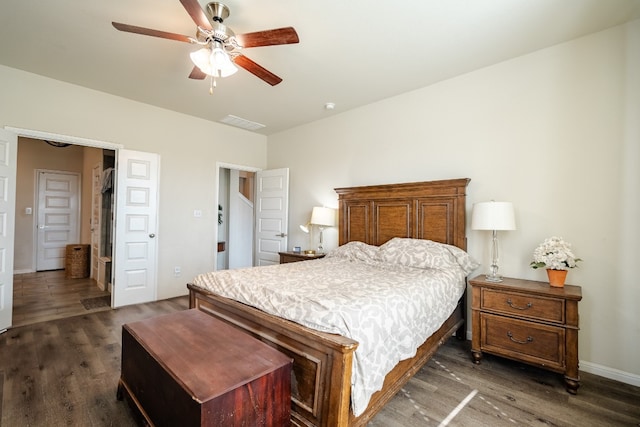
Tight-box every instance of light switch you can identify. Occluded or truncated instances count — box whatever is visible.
[193,209,202,217]
[25,207,32,215]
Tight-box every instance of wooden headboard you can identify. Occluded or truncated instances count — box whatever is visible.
[335,178,470,250]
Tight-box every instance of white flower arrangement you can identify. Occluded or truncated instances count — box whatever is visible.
[530,236,582,270]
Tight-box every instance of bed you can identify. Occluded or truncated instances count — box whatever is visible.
[188,178,472,426]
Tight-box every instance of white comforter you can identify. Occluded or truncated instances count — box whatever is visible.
[192,238,478,416]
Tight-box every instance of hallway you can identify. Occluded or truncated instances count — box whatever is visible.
[12,270,111,328]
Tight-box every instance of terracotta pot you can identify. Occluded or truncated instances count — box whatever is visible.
[546,268,568,287]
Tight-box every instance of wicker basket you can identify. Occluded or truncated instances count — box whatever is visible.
[65,244,90,279]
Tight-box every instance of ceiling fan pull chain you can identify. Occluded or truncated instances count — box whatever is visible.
[209,75,216,95]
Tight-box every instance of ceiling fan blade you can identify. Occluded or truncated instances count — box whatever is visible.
[233,55,283,86]
[236,27,299,48]
[189,66,207,80]
[179,0,212,30]
[112,22,192,43]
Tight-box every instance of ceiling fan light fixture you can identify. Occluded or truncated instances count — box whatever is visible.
[211,43,238,77]
[190,42,238,78]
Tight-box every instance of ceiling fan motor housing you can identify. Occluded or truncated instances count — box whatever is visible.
[207,2,230,23]
[196,23,235,45]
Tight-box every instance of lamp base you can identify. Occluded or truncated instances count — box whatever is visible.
[485,273,503,283]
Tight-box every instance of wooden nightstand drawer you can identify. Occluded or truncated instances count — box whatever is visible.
[481,288,565,324]
[481,313,565,370]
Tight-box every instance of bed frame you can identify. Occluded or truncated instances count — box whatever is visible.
[188,178,470,426]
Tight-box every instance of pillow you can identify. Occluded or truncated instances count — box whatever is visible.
[377,237,479,274]
[325,241,379,262]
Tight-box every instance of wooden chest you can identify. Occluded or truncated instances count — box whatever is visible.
[117,309,292,426]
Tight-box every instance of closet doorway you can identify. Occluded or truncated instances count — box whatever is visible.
[13,138,116,326]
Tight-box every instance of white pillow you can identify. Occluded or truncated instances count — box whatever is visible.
[325,241,379,262]
[377,237,479,274]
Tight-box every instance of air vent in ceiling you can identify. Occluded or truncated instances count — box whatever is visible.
[220,115,266,131]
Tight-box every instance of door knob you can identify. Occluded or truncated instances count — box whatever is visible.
[276,233,287,237]
[149,233,156,238]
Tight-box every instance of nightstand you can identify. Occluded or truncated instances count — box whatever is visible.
[470,275,582,394]
[278,251,326,264]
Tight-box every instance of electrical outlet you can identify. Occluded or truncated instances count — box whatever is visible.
[174,266,181,277]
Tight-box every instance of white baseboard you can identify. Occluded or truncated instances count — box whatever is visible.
[463,329,640,388]
[579,360,640,387]
[13,269,34,275]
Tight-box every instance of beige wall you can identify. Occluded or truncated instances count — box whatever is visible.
[268,21,640,384]
[1,64,268,299]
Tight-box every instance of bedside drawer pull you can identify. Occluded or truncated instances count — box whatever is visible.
[507,331,533,344]
[506,299,532,310]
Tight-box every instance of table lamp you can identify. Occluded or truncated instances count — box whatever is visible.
[471,201,516,282]
[309,207,336,253]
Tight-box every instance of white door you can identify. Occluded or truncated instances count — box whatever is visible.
[0,129,17,331]
[113,149,159,308]
[254,168,289,266]
[90,163,102,280]
[36,171,80,271]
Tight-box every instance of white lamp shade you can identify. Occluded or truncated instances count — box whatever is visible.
[310,207,336,227]
[471,201,516,231]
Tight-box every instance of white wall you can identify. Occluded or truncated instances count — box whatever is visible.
[267,21,640,384]
[0,64,268,300]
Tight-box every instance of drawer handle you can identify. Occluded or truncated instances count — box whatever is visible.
[506,299,532,310]
[507,331,534,344]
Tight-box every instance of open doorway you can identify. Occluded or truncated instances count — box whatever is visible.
[217,166,256,270]
[13,137,116,326]
[216,165,290,271]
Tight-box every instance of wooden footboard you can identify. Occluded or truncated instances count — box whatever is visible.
[188,283,465,427]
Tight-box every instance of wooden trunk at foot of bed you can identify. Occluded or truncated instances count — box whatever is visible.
[189,178,471,426]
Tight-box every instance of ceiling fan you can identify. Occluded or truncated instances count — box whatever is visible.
[112,0,299,90]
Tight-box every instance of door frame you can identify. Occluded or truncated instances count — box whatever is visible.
[7,127,123,150]
[90,162,103,282]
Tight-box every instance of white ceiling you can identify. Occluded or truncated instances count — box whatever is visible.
[1,0,639,135]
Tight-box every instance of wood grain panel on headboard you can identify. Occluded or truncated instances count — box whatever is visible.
[335,178,470,250]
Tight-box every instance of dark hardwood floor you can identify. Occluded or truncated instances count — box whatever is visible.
[1,294,639,426]
[12,270,112,328]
